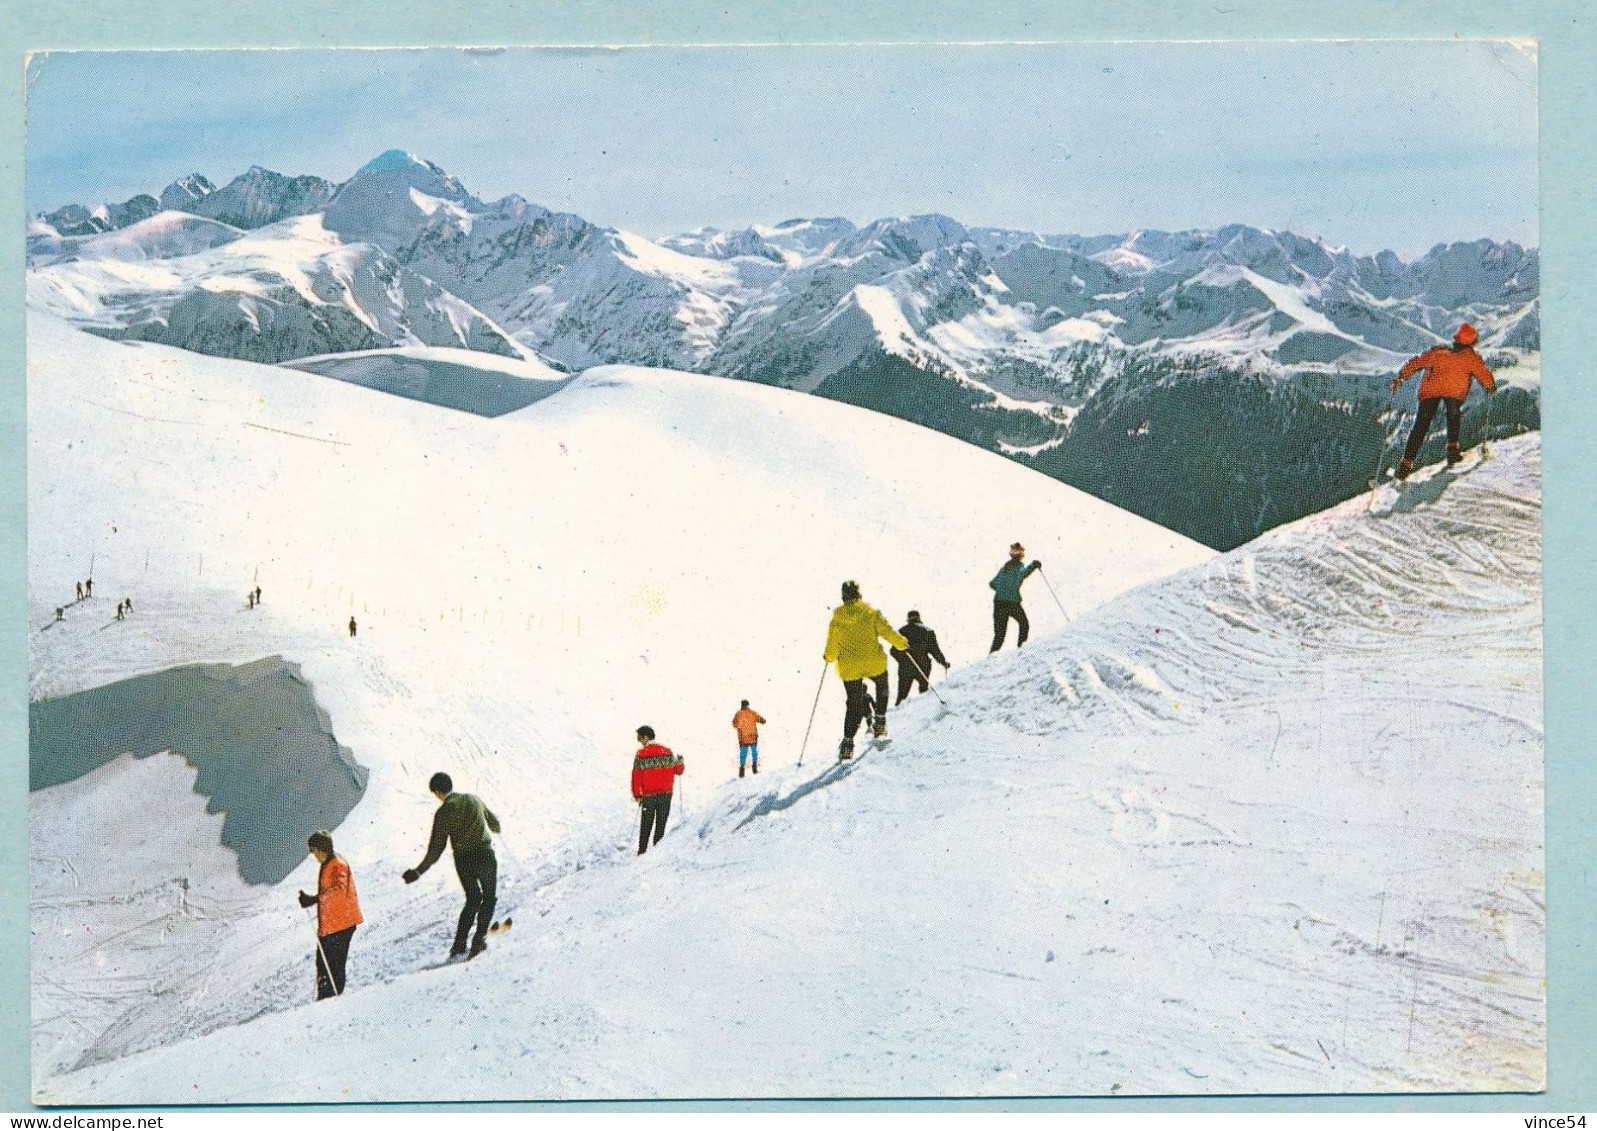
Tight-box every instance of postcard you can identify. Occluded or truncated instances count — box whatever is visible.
[23,41,1542,1103]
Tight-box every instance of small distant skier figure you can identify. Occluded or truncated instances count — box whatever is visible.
[255,586,262,604]
[632,725,684,853]
[1390,322,1497,479]
[84,578,93,598]
[115,601,125,621]
[298,830,362,1000]
[824,580,909,760]
[403,772,501,960]
[247,591,255,610]
[732,700,766,778]
[990,543,1042,652]
[75,581,83,601]
[54,607,63,622]
[891,610,951,704]
[124,597,133,613]
[348,616,357,637]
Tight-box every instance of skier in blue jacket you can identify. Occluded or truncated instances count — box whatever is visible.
[989,542,1041,652]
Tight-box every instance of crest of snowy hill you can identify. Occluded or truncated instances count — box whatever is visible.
[283,345,571,417]
[27,312,1540,1100]
[27,311,1207,1097]
[30,153,1540,548]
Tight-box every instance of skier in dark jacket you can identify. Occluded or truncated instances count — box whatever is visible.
[989,543,1041,651]
[632,726,684,854]
[403,772,501,959]
[890,610,951,703]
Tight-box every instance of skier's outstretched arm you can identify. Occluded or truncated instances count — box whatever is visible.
[484,806,501,835]
[408,809,449,879]
[1391,351,1430,394]
[1475,355,1498,395]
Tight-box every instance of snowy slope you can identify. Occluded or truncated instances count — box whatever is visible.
[27,214,526,362]
[282,346,570,417]
[27,311,1213,1099]
[39,211,247,265]
[31,298,1542,1097]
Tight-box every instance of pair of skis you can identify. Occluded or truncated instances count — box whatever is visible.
[840,732,892,762]
[1367,450,1482,516]
[1370,389,1494,511]
[419,916,513,971]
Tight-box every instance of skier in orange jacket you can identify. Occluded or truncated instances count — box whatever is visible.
[298,831,363,1000]
[732,701,766,778]
[1390,322,1497,479]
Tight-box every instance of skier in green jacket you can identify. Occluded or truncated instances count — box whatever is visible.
[403,772,502,960]
[989,542,1042,652]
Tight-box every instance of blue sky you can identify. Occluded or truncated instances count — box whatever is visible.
[25,41,1537,259]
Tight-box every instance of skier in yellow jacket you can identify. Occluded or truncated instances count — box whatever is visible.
[824,580,909,761]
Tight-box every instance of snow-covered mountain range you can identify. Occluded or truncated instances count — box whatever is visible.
[26,311,1543,1101]
[30,151,1541,547]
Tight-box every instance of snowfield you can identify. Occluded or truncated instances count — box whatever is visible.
[27,214,529,362]
[27,312,1540,1101]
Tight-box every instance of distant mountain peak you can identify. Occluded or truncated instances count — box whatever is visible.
[159,174,216,212]
[355,149,441,177]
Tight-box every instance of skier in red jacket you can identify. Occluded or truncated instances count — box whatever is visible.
[1390,322,1497,479]
[631,725,684,855]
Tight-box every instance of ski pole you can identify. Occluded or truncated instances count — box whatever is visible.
[305,904,340,998]
[903,651,947,706]
[1038,568,1071,624]
[1370,412,1391,489]
[1481,387,1496,460]
[1368,397,1401,511]
[797,663,829,768]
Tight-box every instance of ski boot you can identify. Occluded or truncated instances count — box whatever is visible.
[1446,443,1463,467]
[752,762,758,774]
[838,738,854,762]
[468,937,488,959]
[873,718,889,741]
[739,764,746,778]
[1395,458,1415,481]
